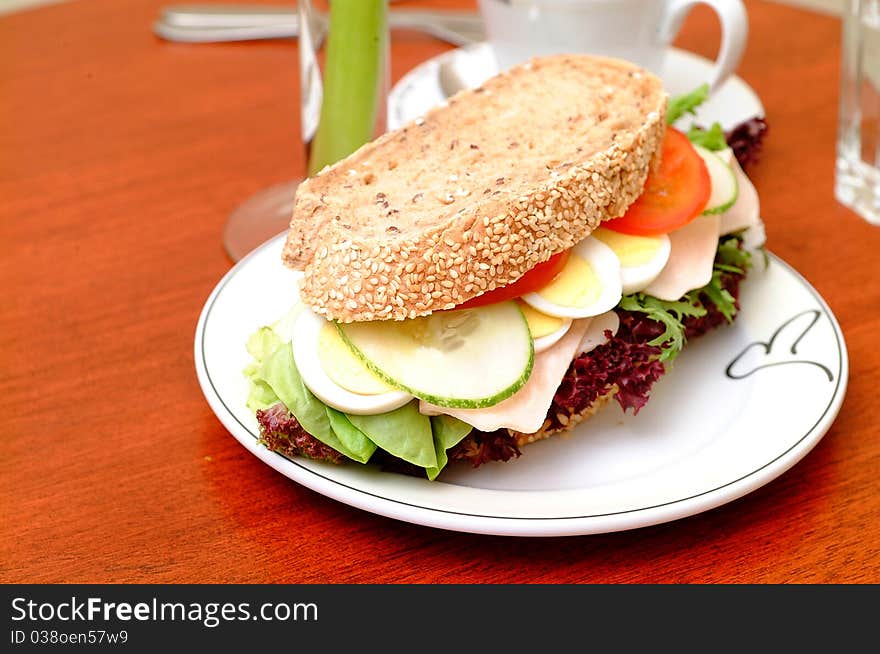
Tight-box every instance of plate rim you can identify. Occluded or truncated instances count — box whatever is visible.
[194,236,848,537]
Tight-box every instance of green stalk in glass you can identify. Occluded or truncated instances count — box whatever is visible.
[308,0,388,176]
[222,0,388,262]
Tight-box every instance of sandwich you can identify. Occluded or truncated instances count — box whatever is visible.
[243,54,766,480]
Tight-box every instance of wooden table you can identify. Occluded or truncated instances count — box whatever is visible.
[2,0,878,584]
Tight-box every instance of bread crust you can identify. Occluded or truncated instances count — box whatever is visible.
[512,386,617,448]
[284,55,667,322]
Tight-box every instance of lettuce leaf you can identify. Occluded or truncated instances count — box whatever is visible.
[618,293,706,361]
[666,83,709,124]
[244,326,283,410]
[426,415,473,481]
[701,233,753,323]
[246,325,282,361]
[325,408,378,464]
[245,377,281,412]
[716,233,753,272]
[687,122,727,151]
[244,307,374,462]
[347,402,437,469]
[699,270,738,323]
[259,342,364,461]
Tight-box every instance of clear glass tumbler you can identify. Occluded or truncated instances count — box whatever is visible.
[836,0,880,224]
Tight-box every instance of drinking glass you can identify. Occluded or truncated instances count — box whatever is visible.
[223,0,390,262]
[836,0,880,225]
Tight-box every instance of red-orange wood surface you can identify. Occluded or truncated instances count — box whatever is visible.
[2,0,878,583]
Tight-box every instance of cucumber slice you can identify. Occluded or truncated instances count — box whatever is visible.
[694,144,739,215]
[336,302,534,409]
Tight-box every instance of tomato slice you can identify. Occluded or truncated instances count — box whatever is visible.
[603,127,711,236]
[456,250,571,310]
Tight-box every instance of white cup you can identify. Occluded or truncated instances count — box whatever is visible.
[477,0,748,91]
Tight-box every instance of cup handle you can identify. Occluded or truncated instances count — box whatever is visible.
[659,0,748,92]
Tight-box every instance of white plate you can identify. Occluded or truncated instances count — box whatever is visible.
[195,236,848,537]
[387,42,764,131]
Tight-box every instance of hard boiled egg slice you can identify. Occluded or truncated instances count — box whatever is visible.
[591,227,671,294]
[292,308,412,415]
[521,236,622,318]
[515,300,572,353]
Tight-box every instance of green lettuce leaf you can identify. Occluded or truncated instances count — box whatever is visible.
[324,408,378,464]
[666,83,709,124]
[687,122,727,151]
[698,233,753,323]
[699,271,738,323]
[245,376,281,412]
[246,326,282,362]
[259,342,364,461]
[426,415,473,481]
[618,293,706,361]
[716,233,753,272]
[244,327,283,410]
[347,402,437,469]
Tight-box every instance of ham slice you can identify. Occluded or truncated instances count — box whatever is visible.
[419,313,618,434]
[642,214,721,301]
[579,311,619,354]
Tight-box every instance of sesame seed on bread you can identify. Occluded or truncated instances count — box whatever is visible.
[282,54,667,322]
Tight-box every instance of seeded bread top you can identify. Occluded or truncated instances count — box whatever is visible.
[283,54,667,322]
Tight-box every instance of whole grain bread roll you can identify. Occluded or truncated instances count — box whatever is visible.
[283,54,667,322]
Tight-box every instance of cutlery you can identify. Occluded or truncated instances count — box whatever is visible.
[154,4,484,45]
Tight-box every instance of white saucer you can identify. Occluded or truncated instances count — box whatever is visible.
[388,42,764,131]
